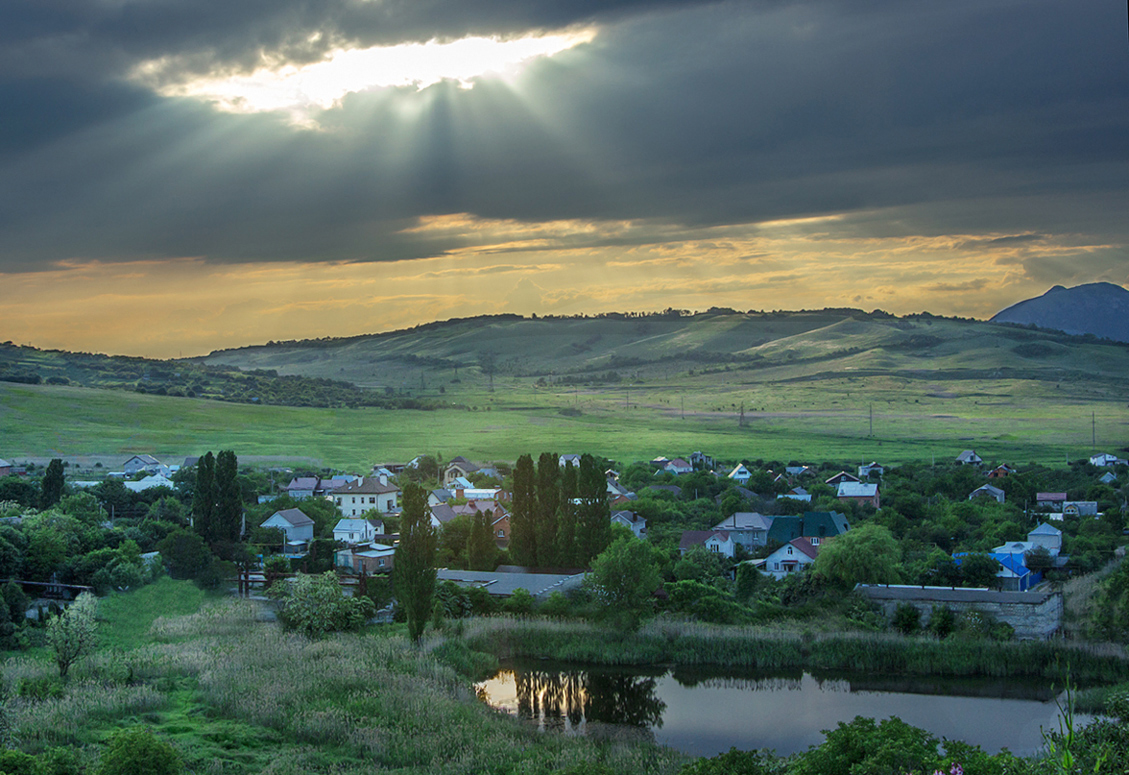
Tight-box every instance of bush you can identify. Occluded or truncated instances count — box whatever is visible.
[928,605,957,639]
[17,675,65,700]
[0,749,45,775]
[274,572,376,637]
[502,588,534,616]
[892,602,921,635]
[96,727,182,775]
[678,747,785,775]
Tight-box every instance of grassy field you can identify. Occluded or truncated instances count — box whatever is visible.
[2,368,1127,470]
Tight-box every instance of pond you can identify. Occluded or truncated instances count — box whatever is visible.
[476,662,1086,757]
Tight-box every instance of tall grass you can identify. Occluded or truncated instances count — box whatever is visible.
[462,617,1129,683]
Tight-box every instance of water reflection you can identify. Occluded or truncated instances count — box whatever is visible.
[477,662,1073,757]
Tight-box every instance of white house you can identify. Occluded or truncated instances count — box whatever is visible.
[559,454,581,468]
[956,450,983,466]
[777,487,812,503]
[665,458,693,475]
[1099,471,1118,485]
[678,530,737,558]
[1062,501,1099,517]
[260,508,315,545]
[728,464,752,485]
[335,475,401,516]
[123,455,163,475]
[611,510,647,538]
[858,461,884,478]
[332,518,384,545]
[1090,453,1128,468]
[711,512,772,550]
[756,538,819,579]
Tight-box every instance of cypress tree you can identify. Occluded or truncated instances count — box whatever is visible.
[215,450,242,542]
[556,461,578,568]
[39,459,65,510]
[509,454,537,567]
[535,452,561,567]
[193,452,217,543]
[575,454,611,568]
[395,483,437,644]
[467,508,495,571]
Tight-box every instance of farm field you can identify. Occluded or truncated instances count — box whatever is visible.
[2,369,1126,470]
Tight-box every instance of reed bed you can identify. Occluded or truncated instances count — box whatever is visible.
[462,616,1129,684]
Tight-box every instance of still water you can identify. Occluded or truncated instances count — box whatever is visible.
[477,662,1082,757]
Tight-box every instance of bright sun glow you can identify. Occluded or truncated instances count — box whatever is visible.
[136,29,596,121]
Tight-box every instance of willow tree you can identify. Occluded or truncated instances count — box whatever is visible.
[395,483,436,644]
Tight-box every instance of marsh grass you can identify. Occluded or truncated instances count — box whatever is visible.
[462,616,1129,683]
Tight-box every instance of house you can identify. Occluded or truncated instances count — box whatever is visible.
[679,530,737,557]
[645,485,682,498]
[611,510,647,538]
[606,478,636,501]
[711,512,772,550]
[1100,471,1118,485]
[429,503,459,528]
[978,523,1065,591]
[690,451,714,470]
[0,459,12,477]
[785,465,817,477]
[124,474,176,493]
[837,481,880,508]
[337,543,395,574]
[664,458,693,476]
[428,488,454,507]
[767,511,850,547]
[335,475,401,516]
[956,450,983,466]
[1090,453,1128,468]
[436,569,586,599]
[559,454,581,468]
[1036,492,1067,508]
[988,464,1016,479]
[491,512,511,547]
[728,464,752,485]
[969,484,1006,504]
[451,500,507,521]
[123,455,165,476]
[332,518,384,546]
[825,471,860,486]
[1062,501,1099,517]
[260,508,315,545]
[755,538,819,579]
[443,456,481,485]
[454,487,503,501]
[778,487,812,503]
[283,477,320,500]
[1027,523,1063,556]
[316,475,360,496]
[858,462,884,479]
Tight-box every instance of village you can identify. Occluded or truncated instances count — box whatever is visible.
[4,444,1123,643]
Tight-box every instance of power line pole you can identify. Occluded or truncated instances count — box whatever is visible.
[681,396,685,420]
[1092,411,1096,450]
[869,404,873,437]
[739,402,744,428]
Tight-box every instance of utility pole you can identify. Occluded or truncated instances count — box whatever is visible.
[739,402,744,428]
[1092,411,1096,450]
[681,396,685,420]
[869,404,873,437]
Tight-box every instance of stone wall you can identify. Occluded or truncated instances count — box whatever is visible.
[857,585,1063,640]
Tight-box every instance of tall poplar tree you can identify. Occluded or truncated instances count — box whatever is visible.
[467,509,495,571]
[509,454,537,567]
[192,452,217,542]
[214,450,242,542]
[394,483,436,644]
[39,459,65,510]
[575,454,611,568]
[535,452,561,567]
[555,460,579,568]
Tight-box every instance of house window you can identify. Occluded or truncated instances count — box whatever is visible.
[369,497,376,504]
[787,547,793,555]
[497,530,504,537]
[378,558,385,567]
[336,498,342,505]
[810,537,820,546]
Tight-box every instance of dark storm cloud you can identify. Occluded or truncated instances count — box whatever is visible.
[0,0,1126,271]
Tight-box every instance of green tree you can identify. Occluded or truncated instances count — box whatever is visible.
[960,552,1002,588]
[555,460,579,567]
[467,509,496,571]
[575,454,611,568]
[214,450,242,542]
[40,458,65,509]
[509,454,537,566]
[812,523,902,588]
[46,591,98,679]
[437,514,473,569]
[96,726,183,775]
[156,527,214,581]
[584,536,661,628]
[192,452,217,542]
[535,453,560,566]
[275,572,375,637]
[394,483,437,644]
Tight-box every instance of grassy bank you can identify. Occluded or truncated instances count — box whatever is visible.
[462,617,1129,684]
[2,584,683,775]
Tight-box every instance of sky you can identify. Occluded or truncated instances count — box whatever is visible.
[1,0,1127,358]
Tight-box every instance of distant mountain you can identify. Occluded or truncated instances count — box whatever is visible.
[991,283,1129,343]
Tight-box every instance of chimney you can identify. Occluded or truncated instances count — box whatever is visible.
[379,473,388,486]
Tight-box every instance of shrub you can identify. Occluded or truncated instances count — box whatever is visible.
[274,572,375,637]
[17,675,65,701]
[892,603,921,635]
[0,749,44,775]
[929,605,957,639]
[502,588,534,616]
[96,727,182,775]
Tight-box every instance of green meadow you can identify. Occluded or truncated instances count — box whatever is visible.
[1,368,1125,469]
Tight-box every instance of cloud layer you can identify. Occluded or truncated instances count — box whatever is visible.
[0,0,1126,355]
